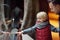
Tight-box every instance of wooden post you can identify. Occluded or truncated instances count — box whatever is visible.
[20,0,40,40]
[21,0,39,30]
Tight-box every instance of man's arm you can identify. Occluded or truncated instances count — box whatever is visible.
[50,24,59,32]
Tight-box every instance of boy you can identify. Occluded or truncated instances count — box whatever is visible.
[16,11,57,40]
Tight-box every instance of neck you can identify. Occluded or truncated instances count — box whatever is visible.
[39,21,49,26]
[58,12,60,15]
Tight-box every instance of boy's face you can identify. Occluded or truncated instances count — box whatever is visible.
[36,16,46,23]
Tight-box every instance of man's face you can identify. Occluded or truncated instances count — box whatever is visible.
[49,2,60,13]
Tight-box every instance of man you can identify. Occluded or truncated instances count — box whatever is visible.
[48,0,60,15]
[48,0,60,14]
[48,0,60,36]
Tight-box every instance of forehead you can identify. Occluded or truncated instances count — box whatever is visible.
[49,2,55,6]
[49,1,60,6]
[49,2,53,6]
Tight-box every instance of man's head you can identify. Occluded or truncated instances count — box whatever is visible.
[48,0,60,14]
[36,11,48,22]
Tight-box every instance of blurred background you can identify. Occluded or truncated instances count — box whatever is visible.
[0,0,59,40]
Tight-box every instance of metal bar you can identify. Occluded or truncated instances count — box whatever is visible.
[20,0,30,30]
[0,0,8,30]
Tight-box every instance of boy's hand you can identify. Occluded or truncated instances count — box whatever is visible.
[16,32,22,35]
[3,32,10,35]
[16,31,23,36]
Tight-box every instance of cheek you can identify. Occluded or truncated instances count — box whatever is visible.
[53,7,59,13]
[50,7,57,13]
[52,8,56,11]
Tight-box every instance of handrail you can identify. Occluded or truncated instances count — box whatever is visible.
[0,0,8,31]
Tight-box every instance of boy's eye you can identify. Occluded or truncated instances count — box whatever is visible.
[37,18,41,19]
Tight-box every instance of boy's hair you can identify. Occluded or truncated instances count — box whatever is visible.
[37,11,48,19]
[48,0,60,5]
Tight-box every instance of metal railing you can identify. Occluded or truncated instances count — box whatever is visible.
[0,29,22,40]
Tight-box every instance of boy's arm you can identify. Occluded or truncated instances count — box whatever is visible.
[21,23,42,34]
[50,24,59,32]
[22,24,37,34]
